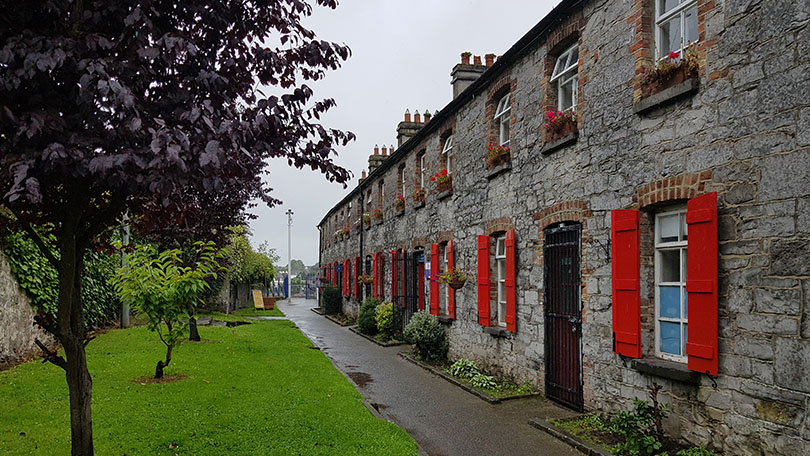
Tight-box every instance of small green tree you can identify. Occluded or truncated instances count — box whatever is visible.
[114,241,222,378]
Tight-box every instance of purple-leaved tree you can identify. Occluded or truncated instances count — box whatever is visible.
[0,1,352,454]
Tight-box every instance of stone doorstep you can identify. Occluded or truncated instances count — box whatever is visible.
[486,160,512,179]
[348,326,408,347]
[399,352,543,405]
[633,77,700,115]
[437,188,453,200]
[310,307,329,315]
[529,418,613,456]
[541,130,579,155]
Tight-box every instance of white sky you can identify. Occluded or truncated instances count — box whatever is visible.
[248,0,560,266]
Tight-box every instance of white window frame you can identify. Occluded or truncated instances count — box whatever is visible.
[440,244,448,316]
[442,136,453,174]
[399,167,406,197]
[654,205,688,363]
[419,153,426,188]
[495,235,507,327]
[494,95,511,147]
[655,0,698,60]
[550,44,579,112]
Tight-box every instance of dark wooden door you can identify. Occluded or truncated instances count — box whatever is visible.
[544,224,583,411]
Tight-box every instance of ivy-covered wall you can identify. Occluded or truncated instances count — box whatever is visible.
[0,249,53,368]
[0,229,122,367]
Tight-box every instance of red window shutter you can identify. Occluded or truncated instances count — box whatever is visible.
[373,253,379,299]
[611,210,641,358]
[477,235,491,326]
[401,249,407,307]
[505,229,517,333]
[686,192,719,376]
[344,259,350,297]
[447,240,455,320]
[430,244,440,316]
[354,256,361,298]
[390,249,397,302]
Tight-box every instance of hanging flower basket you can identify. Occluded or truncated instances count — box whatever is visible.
[448,278,467,290]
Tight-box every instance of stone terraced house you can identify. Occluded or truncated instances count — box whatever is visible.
[317,1,810,454]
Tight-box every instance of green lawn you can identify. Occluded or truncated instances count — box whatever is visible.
[233,307,285,317]
[0,320,417,455]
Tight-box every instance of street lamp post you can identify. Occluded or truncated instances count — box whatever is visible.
[286,209,293,300]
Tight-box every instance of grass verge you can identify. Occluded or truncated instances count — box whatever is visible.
[0,320,416,455]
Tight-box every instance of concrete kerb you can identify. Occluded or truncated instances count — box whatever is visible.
[324,314,355,327]
[529,418,613,456]
[348,326,408,347]
[399,352,544,405]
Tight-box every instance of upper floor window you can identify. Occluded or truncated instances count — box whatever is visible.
[655,205,688,362]
[494,95,511,147]
[656,0,698,59]
[417,152,426,188]
[442,135,453,174]
[377,180,384,208]
[550,44,578,112]
[398,165,406,196]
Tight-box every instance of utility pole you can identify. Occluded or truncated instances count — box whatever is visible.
[286,208,294,300]
[120,212,130,328]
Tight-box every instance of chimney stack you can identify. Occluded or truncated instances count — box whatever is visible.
[424,110,432,122]
[368,145,385,174]
[382,145,388,156]
[485,53,495,66]
[397,108,424,146]
[451,51,489,99]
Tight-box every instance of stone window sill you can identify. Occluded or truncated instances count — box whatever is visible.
[541,131,578,155]
[630,358,701,385]
[364,223,371,230]
[486,161,512,180]
[395,208,405,217]
[633,78,699,115]
[483,326,511,338]
[437,188,453,200]
[414,200,425,209]
[374,218,383,225]
[437,315,453,324]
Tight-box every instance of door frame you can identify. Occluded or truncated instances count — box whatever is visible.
[543,223,584,411]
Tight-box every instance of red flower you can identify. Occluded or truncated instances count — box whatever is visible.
[440,169,447,176]
[430,176,436,181]
[668,51,680,60]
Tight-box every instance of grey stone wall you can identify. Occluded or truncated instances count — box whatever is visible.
[320,1,810,454]
[0,250,52,369]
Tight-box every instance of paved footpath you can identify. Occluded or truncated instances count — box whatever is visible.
[278,298,583,456]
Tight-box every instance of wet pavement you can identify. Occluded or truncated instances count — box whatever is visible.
[279,298,583,456]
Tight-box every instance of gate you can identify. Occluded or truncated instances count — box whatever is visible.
[544,223,583,411]
[392,250,419,335]
[304,274,317,299]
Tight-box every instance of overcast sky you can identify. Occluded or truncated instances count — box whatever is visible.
[248,0,560,266]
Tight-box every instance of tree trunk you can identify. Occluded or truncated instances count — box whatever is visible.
[56,216,94,456]
[155,343,173,379]
[63,337,94,456]
[188,316,200,342]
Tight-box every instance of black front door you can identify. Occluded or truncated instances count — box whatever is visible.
[544,224,583,411]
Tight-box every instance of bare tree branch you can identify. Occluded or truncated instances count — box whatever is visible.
[8,209,59,269]
[34,339,67,371]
